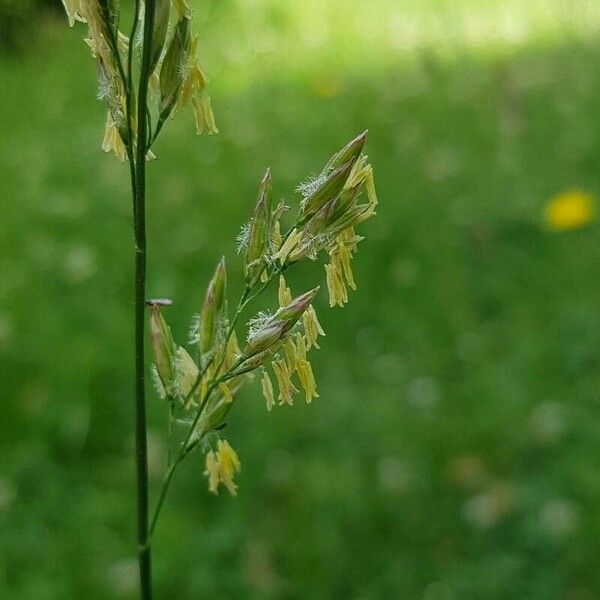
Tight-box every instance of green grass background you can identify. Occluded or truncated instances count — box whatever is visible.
[1,1,600,598]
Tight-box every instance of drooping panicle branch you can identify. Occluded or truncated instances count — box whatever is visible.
[145,132,377,516]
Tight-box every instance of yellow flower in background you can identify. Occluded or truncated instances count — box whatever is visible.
[544,190,595,231]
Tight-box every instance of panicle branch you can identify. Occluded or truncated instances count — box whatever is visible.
[61,0,217,161]
[145,132,377,500]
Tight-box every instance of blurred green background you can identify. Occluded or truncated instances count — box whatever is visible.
[2,0,600,598]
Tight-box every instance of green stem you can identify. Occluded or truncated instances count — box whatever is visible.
[133,0,156,598]
[166,401,174,467]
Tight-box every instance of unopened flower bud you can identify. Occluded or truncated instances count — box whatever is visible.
[244,320,288,357]
[174,346,199,402]
[212,257,227,309]
[199,257,227,354]
[329,183,362,223]
[309,199,337,233]
[199,393,233,434]
[329,204,373,237]
[150,0,171,74]
[160,16,191,119]
[275,288,319,322]
[293,183,365,258]
[147,301,175,391]
[244,288,319,357]
[300,159,355,221]
[244,168,272,281]
[323,130,368,174]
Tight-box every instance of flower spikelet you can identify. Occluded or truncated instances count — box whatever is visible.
[278,275,293,307]
[204,440,241,496]
[324,227,364,307]
[218,382,234,404]
[325,262,348,308]
[216,440,241,495]
[179,36,218,135]
[303,305,325,350]
[274,228,302,265]
[261,369,275,411]
[102,111,127,162]
[271,220,283,252]
[297,359,318,403]
[293,333,318,403]
[283,336,298,373]
[174,346,199,403]
[204,450,220,494]
[271,359,297,405]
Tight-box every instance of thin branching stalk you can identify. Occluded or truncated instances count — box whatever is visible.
[148,285,257,536]
[133,1,157,597]
[146,244,300,534]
